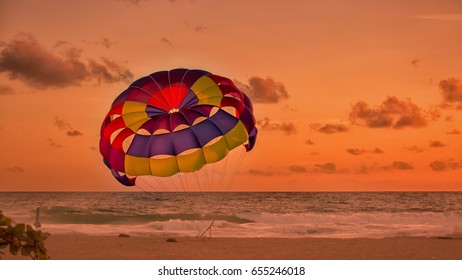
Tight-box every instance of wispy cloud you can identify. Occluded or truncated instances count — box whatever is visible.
[355,161,414,174]
[257,117,297,135]
[350,96,428,129]
[404,145,425,153]
[0,33,133,89]
[439,78,462,106]
[54,117,83,137]
[429,140,445,148]
[346,148,384,156]
[447,129,460,135]
[391,161,414,170]
[314,163,337,174]
[411,58,421,68]
[100,38,114,49]
[289,165,307,173]
[7,166,24,173]
[248,168,275,176]
[48,138,63,148]
[415,14,462,21]
[429,159,462,172]
[88,57,133,84]
[309,123,349,134]
[0,85,15,95]
[161,37,173,46]
[234,76,289,104]
[305,139,315,145]
[195,23,207,32]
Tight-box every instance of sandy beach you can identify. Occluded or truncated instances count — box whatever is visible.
[3,235,462,260]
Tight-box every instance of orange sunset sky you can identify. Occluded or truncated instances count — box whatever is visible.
[1,0,461,192]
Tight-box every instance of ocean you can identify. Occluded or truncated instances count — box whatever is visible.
[1,192,461,238]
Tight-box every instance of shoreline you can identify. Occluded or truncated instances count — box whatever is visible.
[3,235,462,260]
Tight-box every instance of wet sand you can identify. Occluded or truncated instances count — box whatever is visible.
[4,235,462,260]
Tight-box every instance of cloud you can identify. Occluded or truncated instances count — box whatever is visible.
[53,40,70,48]
[248,168,274,176]
[447,129,460,135]
[0,85,15,95]
[48,138,63,148]
[391,161,414,170]
[116,0,178,4]
[54,117,71,131]
[372,148,384,154]
[7,166,24,173]
[282,104,297,112]
[415,14,462,21]
[289,165,307,173]
[66,130,83,137]
[305,139,315,145]
[349,96,428,129]
[429,140,445,148]
[309,123,349,134]
[439,78,462,104]
[411,58,420,68]
[429,159,462,172]
[347,148,365,155]
[54,117,83,137]
[195,24,207,32]
[161,37,173,46]
[346,148,384,156]
[184,20,208,33]
[354,164,373,174]
[0,33,133,89]
[234,76,289,104]
[314,163,336,173]
[88,57,134,84]
[100,38,114,49]
[355,161,414,174]
[404,145,425,153]
[257,117,297,135]
[116,0,149,4]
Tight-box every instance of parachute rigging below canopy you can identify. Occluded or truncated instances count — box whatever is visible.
[99,68,258,187]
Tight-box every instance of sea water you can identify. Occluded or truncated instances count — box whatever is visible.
[0,192,461,238]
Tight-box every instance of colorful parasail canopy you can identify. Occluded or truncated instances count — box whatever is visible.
[99,68,258,186]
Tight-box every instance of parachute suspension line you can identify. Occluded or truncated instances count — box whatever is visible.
[202,162,213,209]
[213,150,230,213]
[217,151,230,192]
[167,175,191,211]
[174,171,194,210]
[227,148,247,193]
[193,170,208,210]
[215,147,246,215]
[134,178,172,203]
[209,160,217,212]
[138,177,182,206]
[147,174,186,209]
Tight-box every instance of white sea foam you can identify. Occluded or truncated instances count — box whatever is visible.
[1,192,462,238]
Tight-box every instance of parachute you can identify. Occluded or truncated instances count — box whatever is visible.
[99,68,257,188]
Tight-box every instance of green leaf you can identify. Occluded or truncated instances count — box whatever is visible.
[1,209,50,260]
[38,253,49,260]
[9,244,19,255]
[0,215,12,226]
[39,232,50,241]
[14,224,26,235]
[21,246,31,256]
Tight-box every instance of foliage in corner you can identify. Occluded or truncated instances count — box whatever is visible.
[0,210,50,260]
